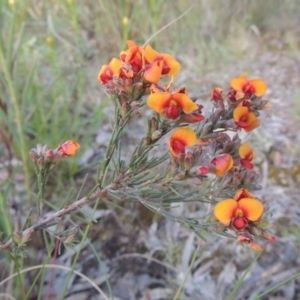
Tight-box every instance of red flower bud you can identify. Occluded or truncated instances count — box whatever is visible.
[199,166,209,175]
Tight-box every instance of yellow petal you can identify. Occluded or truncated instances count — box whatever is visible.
[109,58,122,75]
[244,112,260,132]
[239,143,255,160]
[161,53,181,77]
[231,78,248,91]
[214,199,238,225]
[250,79,267,97]
[233,106,248,122]
[171,128,198,146]
[144,44,160,63]
[172,94,198,114]
[238,198,264,221]
[146,92,171,113]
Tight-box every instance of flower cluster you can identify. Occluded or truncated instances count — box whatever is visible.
[98,40,180,99]
[98,40,275,251]
[214,188,275,251]
[160,73,270,185]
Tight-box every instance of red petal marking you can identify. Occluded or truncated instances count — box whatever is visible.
[120,53,126,62]
[243,83,255,96]
[170,139,186,155]
[240,159,254,169]
[98,66,113,84]
[191,114,205,122]
[235,121,249,128]
[161,64,171,75]
[168,128,198,157]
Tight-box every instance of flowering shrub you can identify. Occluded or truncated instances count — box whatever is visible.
[0,40,275,255]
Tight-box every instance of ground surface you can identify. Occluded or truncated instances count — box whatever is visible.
[1,1,300,299]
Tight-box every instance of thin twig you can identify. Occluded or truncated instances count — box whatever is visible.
[142,5,195,47]
[0,187,110,252]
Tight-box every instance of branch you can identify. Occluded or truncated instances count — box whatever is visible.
[0,186,110,252]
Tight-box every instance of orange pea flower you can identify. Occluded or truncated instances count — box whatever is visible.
[234,188,256,201]
[233,106,260,132]
[214,198,264,230]
[239,143,255,169]
[144,44,180,82]
[57,140,80,156]
[120,40,144,73]
[147,92,198,120]
[231,74,267,97]
[168,128,198,157]
[98,58,122,84]
[211,153,233,177]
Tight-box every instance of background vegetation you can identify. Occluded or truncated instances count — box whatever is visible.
[0,0,300,299]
